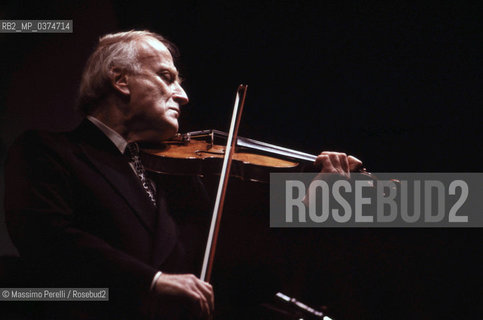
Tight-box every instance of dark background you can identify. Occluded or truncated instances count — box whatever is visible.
[0,1,481,319]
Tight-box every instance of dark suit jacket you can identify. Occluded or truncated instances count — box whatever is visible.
[4,119,211,319]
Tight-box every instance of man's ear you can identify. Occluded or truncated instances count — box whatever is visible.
[110,67,130,96]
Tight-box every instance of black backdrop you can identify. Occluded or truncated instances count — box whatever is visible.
[0,1,481,319]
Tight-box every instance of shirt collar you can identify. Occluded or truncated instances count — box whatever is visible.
[86,115,128,154]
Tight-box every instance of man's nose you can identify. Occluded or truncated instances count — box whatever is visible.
[173,82,189,106]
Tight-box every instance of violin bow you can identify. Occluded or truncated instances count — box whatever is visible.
[200,84,248,282]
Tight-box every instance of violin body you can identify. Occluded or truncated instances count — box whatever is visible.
[141,129,316,183]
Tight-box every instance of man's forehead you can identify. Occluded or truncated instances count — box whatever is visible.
[136,37,175,67]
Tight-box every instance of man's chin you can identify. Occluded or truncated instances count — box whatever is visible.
[133,117,179,143]
[149,123,178,142]
[164,122,179,139]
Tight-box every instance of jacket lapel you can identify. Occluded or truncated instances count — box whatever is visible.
[73,120,157,234]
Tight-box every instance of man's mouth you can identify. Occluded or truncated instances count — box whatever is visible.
[169,107,180,117]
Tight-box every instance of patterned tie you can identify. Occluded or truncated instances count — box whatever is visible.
[125,142,157,207]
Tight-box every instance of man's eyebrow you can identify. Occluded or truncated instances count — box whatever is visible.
[158,67,181,80]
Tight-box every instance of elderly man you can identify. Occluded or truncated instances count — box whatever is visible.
[5,30,361,319]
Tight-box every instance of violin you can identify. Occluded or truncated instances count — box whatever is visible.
[140,129,320,183]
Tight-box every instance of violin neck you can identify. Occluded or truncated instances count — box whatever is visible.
[184,129,317,163]
[236,136,317,163]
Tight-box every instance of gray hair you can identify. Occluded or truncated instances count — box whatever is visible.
[77,30,178,115]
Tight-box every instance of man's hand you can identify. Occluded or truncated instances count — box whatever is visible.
[147,273,214,319]
[315,151,363,178]
[303,152,363,206]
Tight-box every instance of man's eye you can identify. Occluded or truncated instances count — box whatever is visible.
[159,72,173,82]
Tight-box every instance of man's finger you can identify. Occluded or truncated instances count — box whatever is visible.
[338,153,350,176]
[190,279,213,319]
[197,292,210,319]
[315,154,336,173]
[348,155,363,171]
[197,281,214,313]
[327,152,342,174]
